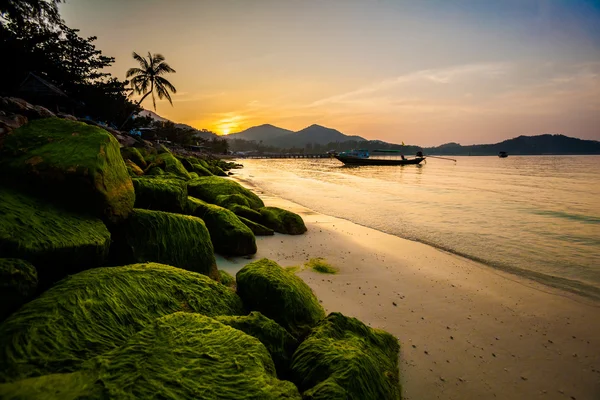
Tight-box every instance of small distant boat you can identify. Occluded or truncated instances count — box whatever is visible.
[335,149,425,166]
[498,151,508,158]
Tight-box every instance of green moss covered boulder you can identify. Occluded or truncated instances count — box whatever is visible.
[216,312,299,379]
[0,118,135,222]
[0,263,244,382]
[120,146,147,169]
[260,207,307,235]
[216,193,251,208]
[187,197,257,256]
[230,203,264,221]
[236,259,325,338]
[188,176,265,209]
[153,151,191,179]
[290,312,401,400]
[180,157,213,176]
[0,372,102,400]
[132,177,187,213]
[239,216,275,236]
[125,159,144,177]
[0,187,110,286]
[145,165,165,176]
[219,269,236,288]
[111,209,217,278]
[0,258,38,321]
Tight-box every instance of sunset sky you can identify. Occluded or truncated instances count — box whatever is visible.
[60,0,600,146]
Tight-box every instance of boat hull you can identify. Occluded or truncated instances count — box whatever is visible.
[335,156,424,166]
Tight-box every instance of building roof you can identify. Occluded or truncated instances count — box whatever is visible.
[19,73,68,98]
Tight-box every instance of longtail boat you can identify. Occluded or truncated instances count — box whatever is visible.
[335,149,425,166]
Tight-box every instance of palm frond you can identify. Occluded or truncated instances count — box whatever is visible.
[156,84,174,106]
[132,52,149,70]
[155,76,177,94]
[126,67,145,78]
[155,61,176,75]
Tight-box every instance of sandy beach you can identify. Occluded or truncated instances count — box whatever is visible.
[218,177,600,400]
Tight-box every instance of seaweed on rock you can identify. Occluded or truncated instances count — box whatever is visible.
[179,156,213,177]
[229,204,264,222]
[290,312,401,400]
[154,151,191,179]
[216,193,251,208]
[110,209,218,278]
[0,372,102,399]
[239,216,275,236]
[0,118,134,222]
[120,147,147,169]
[132,177,187,213]
[125,159,144,177]
[188,176,265,210]
[0,258,38,321]
[215,312,299,380]
[187,197,257,256]
[218,269,236,288]
[0,263,244,382]
[260,207,307,235]
[236,258,325,338]
[0,187,110,287]
[145,165,165,176]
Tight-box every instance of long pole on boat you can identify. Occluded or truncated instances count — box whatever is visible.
[426,155,457,162]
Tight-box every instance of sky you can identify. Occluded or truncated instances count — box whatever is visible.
[60,0,600,146]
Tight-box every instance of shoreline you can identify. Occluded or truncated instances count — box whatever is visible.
[221,173,600,400]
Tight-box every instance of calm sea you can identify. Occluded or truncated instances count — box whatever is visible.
[234,156,600,299]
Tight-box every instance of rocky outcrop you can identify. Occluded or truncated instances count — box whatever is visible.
[238,216,275,236]
[188,176,265,210]
[0,259,38,321]
[259,207,307,235]
[132,177,187,213]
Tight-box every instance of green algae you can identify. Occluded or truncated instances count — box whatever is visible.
[0,258,38,321]
[236,258,325,338]
[179,156,214,176]
[0,187,110,287]
[110,208,218,278]
[230,203,264,222]
[0,118,135,222]
[0,371,102,400]
[189,171,200,179]
[290,312,401,400]
[120,146,147,169]
[154,151,191,179]
[305,258,339,274]
[216,193,251,208]
[187,196,257,256]
[215,311,299,379]
[132,177,187,213]
[125,159,144,177]
[0,263,244,382]
[219,269,236,288]
[239,216,275,236]
[145,165,165,176]
[188,176,265,210]
[260,207,307,235]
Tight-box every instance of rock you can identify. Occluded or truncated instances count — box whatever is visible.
[187,197,257,256]
[179,156,213,176]
[0,371,101,399]
[239,216,275,236]
[0,118,134,223]
[110,209,218,278]
[216,193,251,208]
[236,258,325,338]
[152,151,191,179]
[0,263,244,382]
[146,166,165,176]
[120,146,147,169]
[132,177,187,213]
[56,113,78,121]
[229,204,264,222]
[189,171,199,179]
[0,97,55,120]
[0,187,111,287]
[290,312,401,400]
[0,258,38,321]
[218,269,236,288]
[259,207,307,235]
[216,312,299,379]
[0,113,28,131]
[188,176,265,210]
[125,159,144,177]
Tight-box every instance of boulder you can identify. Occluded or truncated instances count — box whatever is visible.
[132,177,187,213]
[187,197,257,256]
[0,258,38,321]
[188,176,264,210]
[290,312,401,400]
[153,151,191,179]
[216,193,250,208]
[0,263,244,382]
[216,312,299,379]
[0,187,111,287]
[236,259,325,338]
[179,157,213,176]
[0,97,55,120]
[56,113,78,121]
[120,146,147,169]
[239,216,275,236]
[111,209,217,278]
[229,204,264,222]
[0,118,135,223]
[125,159,144,176]
[0,371,101,399]
[218,269,236,288]
[146,165,165,176]
[259,207,307,235]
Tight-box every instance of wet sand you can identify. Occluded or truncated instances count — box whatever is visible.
[218,184,600,400]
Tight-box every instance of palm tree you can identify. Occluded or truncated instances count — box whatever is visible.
[126,51,177,110]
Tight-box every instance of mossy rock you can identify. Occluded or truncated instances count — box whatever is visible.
[154,151,191,179]
[216,193,251,208]
[260,207,307,235]
[180,157,214,176]
[0,258,38,321]
[0,118,134,222]
[189,171,199,179]
[132,177,187,213]
[0,263,244,382]
[219,269,236,288]
[0,187,110,287]
[239,216,275,236]
[236,258,325,338]
[188,176,264,210]
[125,159,144,177]
[110,209,217,278]
[145,165,165,176]
[290,312,401,400]
[230,204,264,222]
[187,197,257,256]
[216,312,299,380]
[0,372,102,400]
[120,146,147,169]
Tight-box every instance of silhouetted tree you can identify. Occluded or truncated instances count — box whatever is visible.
[126,52,177,111]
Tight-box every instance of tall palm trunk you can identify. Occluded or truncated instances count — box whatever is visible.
[119,82,153,130]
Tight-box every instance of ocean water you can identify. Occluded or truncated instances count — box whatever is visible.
[234,156,600,299]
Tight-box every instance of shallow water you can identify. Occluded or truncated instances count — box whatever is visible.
[234,155,600,298]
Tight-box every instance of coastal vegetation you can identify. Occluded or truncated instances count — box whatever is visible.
[305,257,339,274]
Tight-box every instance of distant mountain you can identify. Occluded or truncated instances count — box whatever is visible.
[226,124,294,142]
[136,109,217,140]
[138,109,168,123]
